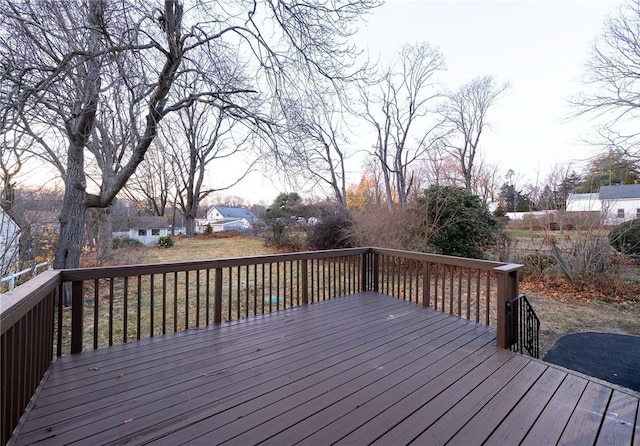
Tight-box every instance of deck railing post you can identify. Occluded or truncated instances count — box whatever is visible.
[214,268,223,324]
[422,262,431,307]
[301,259,309,305]
[70,280,84,354]
[494,264,522,349]
[360,251,369,292]
[372,252,379,293]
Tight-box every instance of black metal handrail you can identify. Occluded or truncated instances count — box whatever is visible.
[506,294,540,359]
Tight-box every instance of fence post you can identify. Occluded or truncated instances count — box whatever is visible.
[301,259,309,305]
[494,264,522,350]
[71,280,84,354]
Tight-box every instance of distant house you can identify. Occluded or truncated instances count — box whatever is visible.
[565,185,640,225]
[599,184,640,225]
[0,206,20,274]
[565,193,602,213]
[113,216,171,246]
[200,206,258,233]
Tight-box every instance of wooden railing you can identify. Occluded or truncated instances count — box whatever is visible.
[0,247,521,444]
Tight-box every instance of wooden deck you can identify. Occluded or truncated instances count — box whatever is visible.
[10,292,640,445]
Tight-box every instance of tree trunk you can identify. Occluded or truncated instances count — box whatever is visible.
[54,144,87,271]
[96,205,113,261]
[185,216,195,238]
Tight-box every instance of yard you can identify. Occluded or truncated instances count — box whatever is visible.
[81,232,640,358]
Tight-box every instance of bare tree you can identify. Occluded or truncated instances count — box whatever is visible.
[279,91,351,204]
[470,157,500,206]
[574,0,640,156]
[164,103,255,238]
[125,142,175,217]
[443,76,508,191]
[360,43,446,209]
[1,0,381,269]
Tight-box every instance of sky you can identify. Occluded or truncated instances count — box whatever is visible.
[229,0,622,203]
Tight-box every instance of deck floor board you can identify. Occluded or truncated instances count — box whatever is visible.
[11,292,640,446]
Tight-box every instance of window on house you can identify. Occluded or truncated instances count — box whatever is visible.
[151,229,160,236]
[617,209,625,219]
[138,229,147,236]
[636,209,640,219]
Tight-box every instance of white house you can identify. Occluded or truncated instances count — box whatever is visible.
[564,185,640,225]
[0,206,20,275]
[599,185,640,225]
[201,206,258,232]
[565,193,602,213]
[113,216,171,246]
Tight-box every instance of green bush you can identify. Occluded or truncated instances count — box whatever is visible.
[112,237,142,249]
[409,185,501,259]
[203,223,213,235]
[609,219,640,254]
[158,235,174,248]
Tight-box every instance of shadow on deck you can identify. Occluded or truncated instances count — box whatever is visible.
[11,292,640,445]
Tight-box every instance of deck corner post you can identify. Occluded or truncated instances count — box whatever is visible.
[71,280,84,354]
[495,265,521,350]
[301,259,309,305]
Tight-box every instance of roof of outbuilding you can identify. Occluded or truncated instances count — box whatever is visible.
[599,184,640,200]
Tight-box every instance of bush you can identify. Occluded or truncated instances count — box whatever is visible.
[158,235,174,248]
[409,185,501,259]
[203,223,213,235]
[307,211,354,250]
[609,219,640,254]
[112,237,142,249]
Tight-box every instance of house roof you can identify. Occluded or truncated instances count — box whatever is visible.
[599,184,640,200]
[566,193,599,202]
[117,216,170,230]
[212,207,257,222]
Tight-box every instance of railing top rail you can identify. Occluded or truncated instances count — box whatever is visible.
[369,247,523,271]
[0,270,61,335]
[59,247,371,282]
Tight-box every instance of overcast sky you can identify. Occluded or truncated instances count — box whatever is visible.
[232,0,621,203]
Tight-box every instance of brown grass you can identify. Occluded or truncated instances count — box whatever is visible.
[143,234,278,263]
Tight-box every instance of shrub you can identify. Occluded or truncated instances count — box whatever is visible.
[307,211,354,250]
[259,208,290,247]
[409,185,501,259]
[349,205,416,250]
[609,219,640,254]
[158,235,174,248]
[112,237,142,249]
[203,223,213,235]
